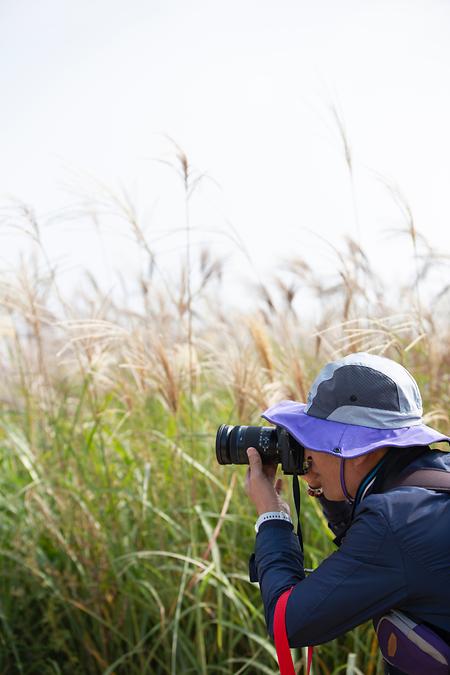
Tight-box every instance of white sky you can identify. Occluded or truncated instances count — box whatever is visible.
[1,0,449,309]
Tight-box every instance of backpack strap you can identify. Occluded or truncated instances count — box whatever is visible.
[274,587,314,675]
[391,468,450,492]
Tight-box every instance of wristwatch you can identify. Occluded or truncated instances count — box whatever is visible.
[255,511,293,533]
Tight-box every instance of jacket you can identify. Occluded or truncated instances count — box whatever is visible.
[249,448,450,647]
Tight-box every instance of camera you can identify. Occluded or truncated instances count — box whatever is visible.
[215,424,309,475]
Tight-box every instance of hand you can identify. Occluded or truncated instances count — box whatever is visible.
[245,447,291,516]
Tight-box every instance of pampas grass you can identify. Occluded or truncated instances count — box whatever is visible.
[0,151,449,674]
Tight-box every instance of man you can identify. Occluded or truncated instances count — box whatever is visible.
[245,352,450,674]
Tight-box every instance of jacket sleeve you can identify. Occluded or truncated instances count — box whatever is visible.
[252,521,305,634]
[254,500,408,646]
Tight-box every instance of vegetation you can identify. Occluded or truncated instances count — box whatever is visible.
[0,148,449,674]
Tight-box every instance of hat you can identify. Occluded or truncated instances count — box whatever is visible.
[262,352,450,458]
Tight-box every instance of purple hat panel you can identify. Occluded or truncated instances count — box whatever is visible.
[262,400,450,458]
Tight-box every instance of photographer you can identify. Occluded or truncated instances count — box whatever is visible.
[244,352,450,674]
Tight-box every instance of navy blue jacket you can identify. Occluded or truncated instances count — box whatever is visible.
[250,449,450,647]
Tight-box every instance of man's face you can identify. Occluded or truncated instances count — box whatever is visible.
[304,448,345,501]
[304,446,388,500]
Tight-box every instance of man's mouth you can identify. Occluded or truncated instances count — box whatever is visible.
[306,470,321,489]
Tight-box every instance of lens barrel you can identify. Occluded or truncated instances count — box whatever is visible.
[216,424,280,465]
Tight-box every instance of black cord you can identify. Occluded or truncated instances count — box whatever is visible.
[292,472,303,552]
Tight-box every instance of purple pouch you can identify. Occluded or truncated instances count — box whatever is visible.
[376,610,450,674]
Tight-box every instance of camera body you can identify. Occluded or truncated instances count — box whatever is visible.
[216,424,309,475]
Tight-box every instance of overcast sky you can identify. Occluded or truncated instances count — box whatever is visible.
[1,0,449,308]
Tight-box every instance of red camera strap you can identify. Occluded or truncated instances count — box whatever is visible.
[274,587,313,675]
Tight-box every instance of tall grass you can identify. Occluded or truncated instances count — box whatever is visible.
[0,164,449,675]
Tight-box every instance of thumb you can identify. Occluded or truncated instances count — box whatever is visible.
[246,447,262,471]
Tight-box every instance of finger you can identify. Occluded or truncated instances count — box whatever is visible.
[246,447,262,472]
[262,463,277,482]
[275,477,283,495]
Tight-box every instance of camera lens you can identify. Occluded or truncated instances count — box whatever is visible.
[216,424,280,465]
